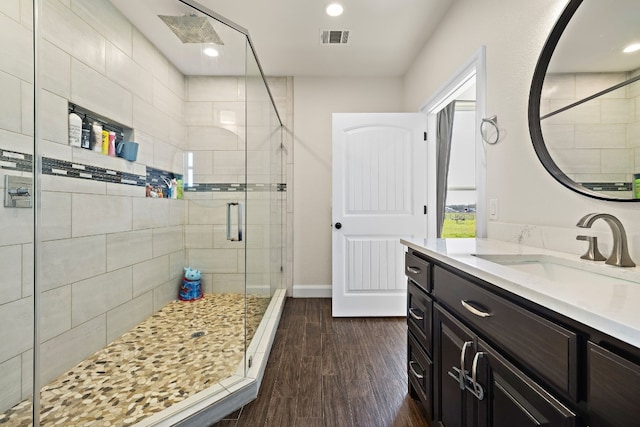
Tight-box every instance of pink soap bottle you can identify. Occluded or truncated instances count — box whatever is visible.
[108,131,116,156]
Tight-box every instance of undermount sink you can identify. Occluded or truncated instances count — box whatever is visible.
[472,254,640,288]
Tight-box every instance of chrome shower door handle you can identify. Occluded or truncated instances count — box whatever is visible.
[226,202,243,242]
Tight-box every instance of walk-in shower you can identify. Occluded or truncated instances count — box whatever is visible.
[0,0,287,425]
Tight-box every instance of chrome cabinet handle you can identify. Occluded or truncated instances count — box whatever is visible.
[461,300,492,318]
[459,341,472,390]
[226,202,243,242]
[470,352,485,401]
[407,266,421,274]
[408,308,424,321]
[409,361,424,380]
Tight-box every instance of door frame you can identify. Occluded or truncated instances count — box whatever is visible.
[420,46,487,238]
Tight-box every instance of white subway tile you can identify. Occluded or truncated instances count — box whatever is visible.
[153,226,183,257]
[0,127,32,155]
[40,89,68,145]
[72,267,133,327]
[213,101,245,129]
[601,99,633,124]
[187,249,238,273]
[169,116,186,149]
[0,245,22,305]
[42,174,106,194]
[106,182,145,198]
[187,77,240,102]
[0,9,33,83]
[132,28,169,86]
[39,315,106,384]
[41,191,71,241]
[43,0,106,74]
[629,122,640,147]
[0,356,21,412]
[0,205,32,245]
[167,64,185,100]
[549,148,600,174]
[106,42,153,101]
[153,78,183,121]
[71,0,133,57]
[601,149,634,174]
[153,279,179,312]
[188,126,239,151]
[153,139,182,173]
[71,193,132,237]
[169,250,185,280]
[40,235,106,291]
[0,71,22,134]
[41,39,70,99]
[106,291,152,344]
[20,0,33,29]
[212,151,245,176]
[541,74,575,99]
[133,197,169,230]
[132,97,169,141]
[130,130,154,167]
[0,297,33,362]
[106,229,152,271]
[184,102,214,126]
[70,59,133,128]
[575,124,626,149]
[0,0,20,21]
[22,243,33,298]
[40,285,71,341]
[132,255,170,297]
[168,199,186,226]
[20,350,32,400]
[185,225,214,249]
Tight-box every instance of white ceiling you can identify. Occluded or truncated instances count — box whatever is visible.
[111,0,454,77]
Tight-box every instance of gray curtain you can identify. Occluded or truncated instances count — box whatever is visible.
[436,101,456,238]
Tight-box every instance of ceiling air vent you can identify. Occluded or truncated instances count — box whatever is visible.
[320,30,350,45]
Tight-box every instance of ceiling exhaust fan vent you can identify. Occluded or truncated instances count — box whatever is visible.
[320,30,350,45]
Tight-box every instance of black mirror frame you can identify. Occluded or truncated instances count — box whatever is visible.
[528,0,637,202]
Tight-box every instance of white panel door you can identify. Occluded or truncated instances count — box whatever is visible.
[332,113,427,317]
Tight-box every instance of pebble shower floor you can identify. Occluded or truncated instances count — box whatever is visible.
[0,293,271,426]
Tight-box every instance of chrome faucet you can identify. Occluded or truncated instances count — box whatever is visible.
[576,213,636,267]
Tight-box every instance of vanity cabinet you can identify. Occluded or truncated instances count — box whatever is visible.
[587,342,640,427]
[435,305,576,427]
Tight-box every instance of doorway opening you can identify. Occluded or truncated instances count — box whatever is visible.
[421,47,487,238]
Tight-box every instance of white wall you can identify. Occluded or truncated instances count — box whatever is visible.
[403,0,640,260]
[292,77,404,290]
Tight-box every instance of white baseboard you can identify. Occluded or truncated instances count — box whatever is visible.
[292,284,332,298]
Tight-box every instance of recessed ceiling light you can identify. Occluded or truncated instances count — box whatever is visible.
[326,3,344,17]
[623,43,640,53]
[203,46,219,57]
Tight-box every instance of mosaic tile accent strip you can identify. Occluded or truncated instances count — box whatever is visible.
[580,182,632,192]
[43,157,147,187]
[0,293,271,427]
[184,183,287,192]
[0,149,33,173]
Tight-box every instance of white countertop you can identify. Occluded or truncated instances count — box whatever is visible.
[401,238,640,349]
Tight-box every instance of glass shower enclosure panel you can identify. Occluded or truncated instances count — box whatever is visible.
[0,2,35,426]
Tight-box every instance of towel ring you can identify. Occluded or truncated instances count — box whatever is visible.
[480,115,499,144]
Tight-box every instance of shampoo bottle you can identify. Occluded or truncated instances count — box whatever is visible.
[81,114,91,149]
[108,131,116,156]
[68,111,82,147]
[92,122,103,152]
[101,130,109,155]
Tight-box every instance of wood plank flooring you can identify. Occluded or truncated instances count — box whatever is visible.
[212,298,430,427]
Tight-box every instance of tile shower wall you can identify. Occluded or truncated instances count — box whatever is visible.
[0,0,35,413]
[0,0,187,413]
[541,70,640,195]
[183,76,292,295]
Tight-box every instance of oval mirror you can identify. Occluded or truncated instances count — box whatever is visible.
[529,0,640,201]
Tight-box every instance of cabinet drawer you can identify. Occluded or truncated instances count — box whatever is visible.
[587,342,640,427]
[405,251,431,292]
[434,266,578,401]
[408,331,433,420]
[408,280,433,356]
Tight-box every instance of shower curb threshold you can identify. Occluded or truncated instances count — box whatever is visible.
[133,290,287,427]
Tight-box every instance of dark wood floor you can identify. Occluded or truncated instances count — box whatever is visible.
[212,298,430,427]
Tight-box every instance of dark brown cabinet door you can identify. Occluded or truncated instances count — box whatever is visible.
[477,339,576,427]
[588,342,640,427]
[435,305,477,427]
